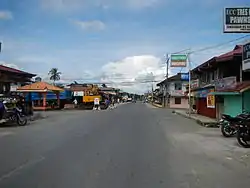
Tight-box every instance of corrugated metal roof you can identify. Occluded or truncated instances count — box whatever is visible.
[17,82,64,92]
[0,65,36,77]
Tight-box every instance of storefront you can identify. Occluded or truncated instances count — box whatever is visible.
[194,86,216,119]
[209,81,250,117]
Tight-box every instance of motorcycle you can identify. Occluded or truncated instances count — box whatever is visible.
[219,111,250,137]
[237,118,250,148]
[1,100,28,126]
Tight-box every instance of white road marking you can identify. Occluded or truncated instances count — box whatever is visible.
[0,156,45,182]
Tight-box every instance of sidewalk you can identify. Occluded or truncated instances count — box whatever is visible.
[173,109,219,128]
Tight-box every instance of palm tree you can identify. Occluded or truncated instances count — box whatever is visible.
[48,68,61,85]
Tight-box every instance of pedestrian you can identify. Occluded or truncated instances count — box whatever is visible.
[73,98,78,108]
[105,98,109,109]
[93,97,100,110]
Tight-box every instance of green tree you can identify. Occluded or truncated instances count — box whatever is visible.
[48,68,61,85]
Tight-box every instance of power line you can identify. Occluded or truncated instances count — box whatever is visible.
[165,34,250,72]
[190,34,250,54]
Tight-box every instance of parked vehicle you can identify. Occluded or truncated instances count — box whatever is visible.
[237,118,250,148]
[1,100,28,126]
[220,111,250,137]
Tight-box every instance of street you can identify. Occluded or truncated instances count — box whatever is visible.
[0,103,250,187]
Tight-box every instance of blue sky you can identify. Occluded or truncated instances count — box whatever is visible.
[0,0,249,93]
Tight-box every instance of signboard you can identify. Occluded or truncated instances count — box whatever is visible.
[197,88,212,98]
[83,95,101,103]
[181,73,189,81]
[73,91,84,96]
[94,98,100,105]
[215,76,236,91]
[190,79,199,89]
[224,7,250,33]
[207,89,215,108]
[10,83,21,92]
[243,42,250,70]
[170,54,187,67]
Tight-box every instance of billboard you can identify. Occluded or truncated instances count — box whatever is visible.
[242,42,250,71]
[223,7,250,33]
[170,54,187,67]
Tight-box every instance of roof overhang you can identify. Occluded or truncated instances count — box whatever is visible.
[16,89,63,92]
[208,91,240,96]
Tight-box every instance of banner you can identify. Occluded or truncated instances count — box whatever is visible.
[214,76,236,91]
[170,54,187,67]
[181,73,189,81]
[243,42,250,70]
[207,89,215,108]
[73,91,84,96]
[223,7,250,33]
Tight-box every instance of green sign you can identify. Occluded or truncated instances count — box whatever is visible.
[170,54,187,67]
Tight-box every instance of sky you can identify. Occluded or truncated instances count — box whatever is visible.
[0,0,249,93]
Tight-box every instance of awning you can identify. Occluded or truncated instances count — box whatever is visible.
[208,91,240,96]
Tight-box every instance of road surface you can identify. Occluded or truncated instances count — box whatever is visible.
[0,103,250,187]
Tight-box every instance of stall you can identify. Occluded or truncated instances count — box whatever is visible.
[17,82,63,110]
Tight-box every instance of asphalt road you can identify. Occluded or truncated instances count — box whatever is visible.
[0,103,250,187]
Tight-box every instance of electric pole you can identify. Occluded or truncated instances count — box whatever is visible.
[164,54,169,107]
[187,51,192,117]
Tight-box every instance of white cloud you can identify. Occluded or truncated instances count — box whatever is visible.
[72,20,105,31]
[0,10,13,20]
[99,55,167,93]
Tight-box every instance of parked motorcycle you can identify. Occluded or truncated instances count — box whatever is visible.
[1,100,28,126]
[237,118,250,148]
[220,111,250,137]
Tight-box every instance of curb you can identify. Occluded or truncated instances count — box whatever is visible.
[173,110,219,128]
[151,103,163,108]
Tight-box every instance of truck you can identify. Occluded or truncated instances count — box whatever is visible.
[82,85,102,109]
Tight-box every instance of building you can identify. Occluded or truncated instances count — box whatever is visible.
[189,45,250,119]
[0,65,36,96]
[157,73,189,109]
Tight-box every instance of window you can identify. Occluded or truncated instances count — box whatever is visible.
[174,83,182,90]
[174,97,181,104]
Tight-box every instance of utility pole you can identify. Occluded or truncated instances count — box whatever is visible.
[151,82,154,104]
[187,51,192,117]
[164,54,169,107]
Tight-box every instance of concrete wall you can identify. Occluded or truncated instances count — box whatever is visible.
[169,97,189,109]
[167,81,188,94]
